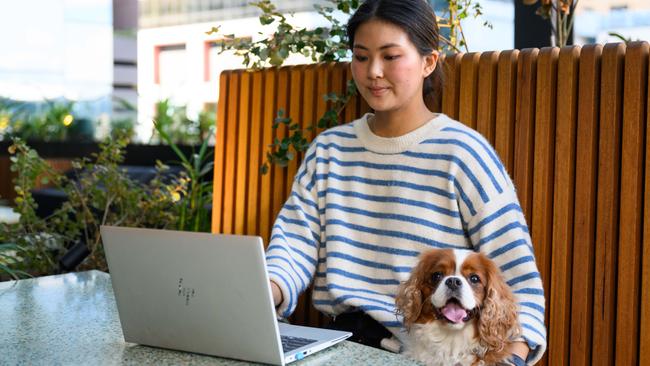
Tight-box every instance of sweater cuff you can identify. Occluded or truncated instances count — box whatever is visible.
[520,331,546,365]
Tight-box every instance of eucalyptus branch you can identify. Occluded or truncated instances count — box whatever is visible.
[458,20,469,51]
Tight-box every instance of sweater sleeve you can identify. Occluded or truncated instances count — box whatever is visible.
[466,188,547,365]
[265,145,321,319]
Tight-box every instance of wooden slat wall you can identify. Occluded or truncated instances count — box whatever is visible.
[531,49,558,340]
[442,53,463,120]
[212,42,650,364]
[513,48,538,225]
[549,46,579,366]
[245,72,264,236]
[234,72,251,235]
[569,44,601,366]
[494,50,519,174]
[458,52,480,129]
[592,43,625,366]
[615,42,648,366]
[641,42,650,366]
[476,51,499,145]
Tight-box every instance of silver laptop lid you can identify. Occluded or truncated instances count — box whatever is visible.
[101,226,285,365]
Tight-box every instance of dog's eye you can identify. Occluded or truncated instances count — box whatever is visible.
[431,272,443,282]
[469,274,480,284]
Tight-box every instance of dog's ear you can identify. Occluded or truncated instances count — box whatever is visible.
[395,264,425,330]
[477,254,521,359]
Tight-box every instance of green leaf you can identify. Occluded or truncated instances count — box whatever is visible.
[260,15,274,25]
[199,162,215,177]
[205,26,221,35]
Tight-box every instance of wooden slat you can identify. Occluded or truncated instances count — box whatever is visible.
[271,68,290,234]
[569,44,602,366]
[301,65,317,155]
[458,52,480,128]
[476,51,499,144]
[513,48,538,227]
[615,41,648,366]
[246,71,264,236]
[344,66,358,123]
[234,71,251,234]
[641,41,650,366]
[442,53,463,119]
[531,50,558,365]
[549,45,579,366]
[315,64,334,136]
[285,66,303,197]
[260,70,277,243]
[222,71,240,234]
[211,72,229,233]
[330,64,345,126]
[495,50,519,174]
[592,42,625,366]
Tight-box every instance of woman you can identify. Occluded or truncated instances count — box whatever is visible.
[266,0,546,364]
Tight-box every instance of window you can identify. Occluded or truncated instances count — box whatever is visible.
[155,44,188,86]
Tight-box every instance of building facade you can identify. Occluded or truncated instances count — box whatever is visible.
[579,0,648,12]
[139,0,321,28]
[575,0,650,45]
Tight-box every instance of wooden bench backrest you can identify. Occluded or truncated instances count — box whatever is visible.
[212,42,650,366]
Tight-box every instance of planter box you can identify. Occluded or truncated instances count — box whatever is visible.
[0,140,214,201]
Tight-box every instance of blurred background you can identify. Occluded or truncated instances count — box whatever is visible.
[0,0,649,144]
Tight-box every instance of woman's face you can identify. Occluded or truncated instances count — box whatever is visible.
[350,19,437,114]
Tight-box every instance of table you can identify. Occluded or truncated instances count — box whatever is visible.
[0,271,421,365]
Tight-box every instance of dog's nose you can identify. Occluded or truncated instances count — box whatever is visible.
[445,277,462,290]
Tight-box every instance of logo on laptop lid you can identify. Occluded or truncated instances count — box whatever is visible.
[177,278,196,306]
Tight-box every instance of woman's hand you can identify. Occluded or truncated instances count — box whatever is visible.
[270,280,283,307]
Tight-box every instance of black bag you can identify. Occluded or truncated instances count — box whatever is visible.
[326,311,392,349]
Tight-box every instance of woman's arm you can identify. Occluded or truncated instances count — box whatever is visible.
[265,143,322,318]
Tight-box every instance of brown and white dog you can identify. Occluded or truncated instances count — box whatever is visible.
[395,248,520,366]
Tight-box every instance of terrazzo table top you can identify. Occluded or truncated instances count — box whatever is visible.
[0,270,421,365]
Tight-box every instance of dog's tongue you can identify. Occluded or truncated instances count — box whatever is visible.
[442,302,467,323]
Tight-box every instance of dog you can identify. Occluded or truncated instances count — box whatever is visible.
[395,248,520,366]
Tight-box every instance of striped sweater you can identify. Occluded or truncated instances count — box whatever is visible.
[265,113,547,364]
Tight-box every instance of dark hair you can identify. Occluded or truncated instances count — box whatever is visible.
[347,0,445,101]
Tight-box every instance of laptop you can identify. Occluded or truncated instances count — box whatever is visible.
[100,226,351,365]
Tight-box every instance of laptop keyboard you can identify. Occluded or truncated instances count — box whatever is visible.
[281,335,317,352]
